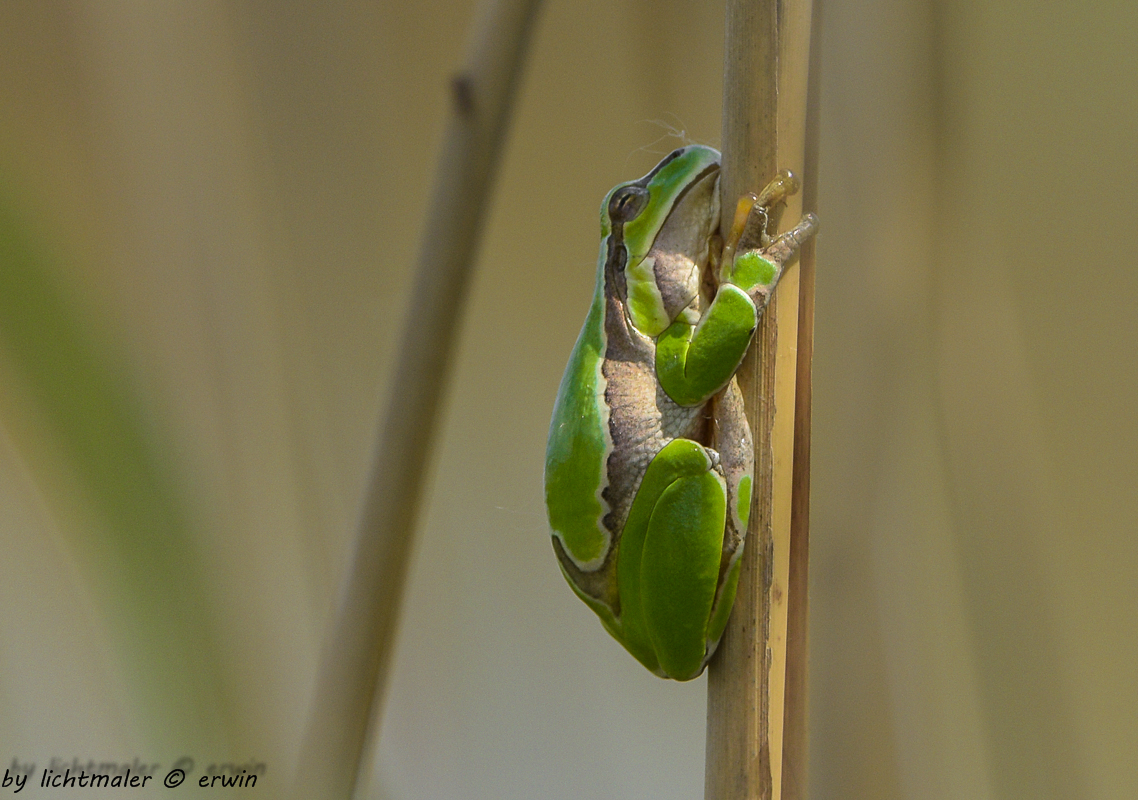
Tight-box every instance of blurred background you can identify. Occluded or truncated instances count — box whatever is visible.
[1,0,1136,798]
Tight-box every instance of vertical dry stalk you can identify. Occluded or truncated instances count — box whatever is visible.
[781,5,822,797]
[705,0,818,799]
[292,1,541,798]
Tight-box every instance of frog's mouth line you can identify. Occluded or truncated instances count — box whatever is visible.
[656,162,720,250]
[665,161,720,215]
[624,161,720,264]
[639,146,686,182]
[655,162,720,311]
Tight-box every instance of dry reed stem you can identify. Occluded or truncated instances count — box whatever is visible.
[291,1,542,797]
[705,0,818,797]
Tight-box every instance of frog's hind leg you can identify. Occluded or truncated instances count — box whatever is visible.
[639,465,727,680]
[616,438,728,681]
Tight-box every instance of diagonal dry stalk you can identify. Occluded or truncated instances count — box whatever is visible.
[291,1,542,798]
[705,0,819,798]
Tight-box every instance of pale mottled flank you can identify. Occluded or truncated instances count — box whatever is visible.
[0,1,1136,799]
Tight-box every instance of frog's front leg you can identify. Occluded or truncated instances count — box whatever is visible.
[615,438,729,680]
[655,201,818,409]
[731,211,819,308]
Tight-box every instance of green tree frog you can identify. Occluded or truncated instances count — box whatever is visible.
[545,145,818,680]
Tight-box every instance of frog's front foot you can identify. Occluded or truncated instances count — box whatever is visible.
[721,169,817,284]
[722,200,817,305]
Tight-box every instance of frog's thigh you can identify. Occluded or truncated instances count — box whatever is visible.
[617,439,714,672]
[640,467,727,681]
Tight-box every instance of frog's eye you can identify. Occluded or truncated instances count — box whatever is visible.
[609,185,649,223]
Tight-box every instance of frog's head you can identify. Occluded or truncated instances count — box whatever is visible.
[600,145,721,338]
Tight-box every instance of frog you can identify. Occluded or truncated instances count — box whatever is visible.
[545,145,817,680]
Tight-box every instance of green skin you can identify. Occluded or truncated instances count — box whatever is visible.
[546,146,817,680]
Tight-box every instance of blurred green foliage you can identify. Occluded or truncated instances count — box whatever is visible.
[0,190,228,749]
